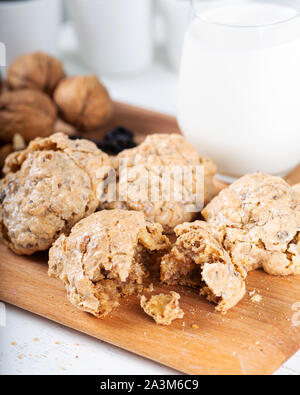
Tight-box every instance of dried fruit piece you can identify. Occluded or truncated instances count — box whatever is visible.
[0,89,57,142]
[98,127,136,154]
[54,75,114,131]
[7,51,65,95]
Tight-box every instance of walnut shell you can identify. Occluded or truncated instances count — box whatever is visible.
[54,75,114,131]
[0,89,57,142]
[7,51,65,95]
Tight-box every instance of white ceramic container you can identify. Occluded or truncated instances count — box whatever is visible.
[68,0,153,76]
[0,0,62,66]
[156,0,191,71]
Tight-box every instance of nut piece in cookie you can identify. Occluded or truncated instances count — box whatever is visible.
[107,134,217,233]
[0,133,112,255]
[48,210,170,318]
[161,221,246,313]
[140,292,184,326]
[202,173,300,276]
[7,51,65,95]
[54,75,114,131]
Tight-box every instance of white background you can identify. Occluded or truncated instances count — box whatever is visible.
[0,24,299,376]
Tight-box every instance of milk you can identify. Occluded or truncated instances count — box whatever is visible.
[178,1,300,177]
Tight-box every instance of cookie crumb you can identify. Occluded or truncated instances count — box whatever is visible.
[251,294,262,303]
[141,292,184,326]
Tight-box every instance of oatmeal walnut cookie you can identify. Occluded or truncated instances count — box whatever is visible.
[48,210,170,318]
[107,134,217,233]
[202,173,300,276]
[294,183,300,197]
[140,292,184,326]
[161,221,246,313]
[0,133,112,255]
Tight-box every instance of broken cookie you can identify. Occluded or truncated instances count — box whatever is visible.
[141,292,184,325]
[202,173,300,276]
[161,221,246,313]
[0,133,111,255]
[48,210,170,318]
[106,134,217,233]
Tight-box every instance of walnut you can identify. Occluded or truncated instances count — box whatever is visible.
[0,89,57,142]
[54,75,114,131]
[7,51,65,95]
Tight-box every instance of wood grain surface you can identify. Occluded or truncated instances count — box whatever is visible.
[0,102,300,375]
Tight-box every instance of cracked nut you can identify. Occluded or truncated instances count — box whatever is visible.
[7,51,65,95]
[54,75,114,131]
[0,89,57,142]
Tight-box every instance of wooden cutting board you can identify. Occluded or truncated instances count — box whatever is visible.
[0,101,300,375]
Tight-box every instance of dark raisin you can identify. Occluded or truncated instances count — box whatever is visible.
[68,127,136,155]
[106,127,134,141]
[97,127,136,154]
[69,135,85,141]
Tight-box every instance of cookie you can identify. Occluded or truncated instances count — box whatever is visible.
[294,183,300,196]
[48,210,170,318]
[106,134,217,233]
[161,221,246,313]
[202,173,300,276]
[0,133,111,255]
[140,292,184,325]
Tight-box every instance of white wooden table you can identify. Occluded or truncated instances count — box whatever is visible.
[0,24,299,376]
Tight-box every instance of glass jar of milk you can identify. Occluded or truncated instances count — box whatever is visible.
[178,0,300,178]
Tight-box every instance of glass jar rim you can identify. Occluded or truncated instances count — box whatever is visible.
[191,0,300,29]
